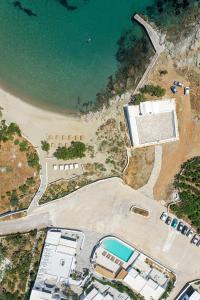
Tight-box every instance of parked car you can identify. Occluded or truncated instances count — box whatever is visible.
[160,212,168,222]
[171,86,177,93]
[184,87,190,95]
[182,225,189,235]
[171,218,178,229]
[191,234,199,245]
[186,229,193,238]
[196,240,200,247]
[174,81,184,88]
[165,216,172,225]
[177,221,184,232]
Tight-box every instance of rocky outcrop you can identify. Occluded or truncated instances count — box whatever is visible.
[166,18,200,73]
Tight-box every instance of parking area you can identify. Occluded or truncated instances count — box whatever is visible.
[32,177,200,299]
[160,212,199,248]
[1,178,200,299]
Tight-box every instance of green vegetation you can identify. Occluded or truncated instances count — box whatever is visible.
[95,278,144,300]
[133,93,146,105]
[159,69,168,76]
[27,152,40,170]
[19,141,28,152]
[172,157,200,232]
[0,120,21,142]
[39,176,93,204]
[41,140,50,152]
[10,190,19,207]
[159,279,175,300]
[0,231,37,299]
[140,84,166,97]
[53,141,86,160]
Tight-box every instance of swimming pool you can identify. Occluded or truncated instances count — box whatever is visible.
[102,238,133,262]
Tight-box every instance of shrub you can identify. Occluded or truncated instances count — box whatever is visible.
[19,141,28,152]
[159,69,168,76]
[41,140,50,152]
[27,152,40,170]
[10,194,19,207]
[53,141,86,160]
[133,93,146,105]
[0,120,21,142]
[140,84,166,97]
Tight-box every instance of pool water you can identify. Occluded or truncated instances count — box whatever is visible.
[103,238,133,262]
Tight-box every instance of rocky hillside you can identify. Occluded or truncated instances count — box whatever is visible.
[166,19,200,73]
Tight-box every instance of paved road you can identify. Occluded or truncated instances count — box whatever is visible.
[1,178,199,299]
[0,212,51,235]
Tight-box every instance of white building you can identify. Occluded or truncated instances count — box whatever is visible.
[176,283,200,300]
[82,288,114,300]
[124,268,165,300]
[30,229,78,300]
[124,99,179,147]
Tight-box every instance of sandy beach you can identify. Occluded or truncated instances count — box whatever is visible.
[0,86,127,152]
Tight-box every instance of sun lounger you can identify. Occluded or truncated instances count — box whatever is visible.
[53,164,58,170]
[69,164,74,170]
[64,164,69,170]
[59,164,64,170]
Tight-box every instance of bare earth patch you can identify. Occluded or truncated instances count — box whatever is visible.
[149,54,200,200]
[123,147,155,189]
[0,135,40,213]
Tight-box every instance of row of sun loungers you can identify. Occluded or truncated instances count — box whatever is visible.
[53,163,79,171]
[102,250,123,266]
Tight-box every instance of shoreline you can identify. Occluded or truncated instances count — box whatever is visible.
[0,83,124,149]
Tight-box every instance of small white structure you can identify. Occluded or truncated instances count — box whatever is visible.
[74,163,79,169]
[69,164,74,170]
[53,164,58,171]
[59,164,64,170]
[124,99,179,147]
[64,164,69,170]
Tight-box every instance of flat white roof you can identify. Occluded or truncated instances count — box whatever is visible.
[190,291,200,300]
[56,244,76,256]
[30,290,53,300]
[124,268,166,300]
[125,99,179,147]
[132,258,151,276]
[140,282,165,300]
[45,231,61,246]
[30,230,77,300]
[96,254,120,274]
[84,288,114,300]
[150,268,168,286]
[124,272,146,292]
[59,236,77,249]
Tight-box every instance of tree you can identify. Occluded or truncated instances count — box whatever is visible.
[27,152,40,170]
[19,141,28,152]
[140,84,166,97]
[41,140,50,152]
[0,120,21,142]
[53,141,86,160]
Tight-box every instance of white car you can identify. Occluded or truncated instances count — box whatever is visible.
[184,87,190,95]
[186,229,193,239]
[160,212,168,222]
[174,81,184,88]
[191,234,199,245]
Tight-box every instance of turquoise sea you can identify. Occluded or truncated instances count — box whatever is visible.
[0,0,156,112]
